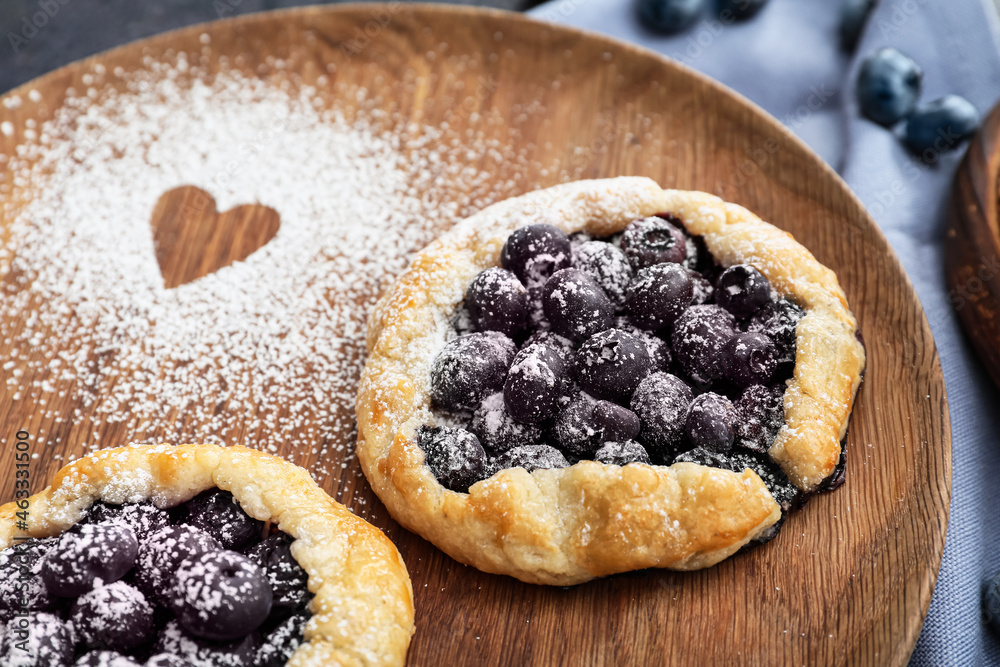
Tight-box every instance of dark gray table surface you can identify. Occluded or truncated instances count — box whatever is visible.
[0,0,540,94]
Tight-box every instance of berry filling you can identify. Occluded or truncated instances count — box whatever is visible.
[1,493,312,666]
[418,217,842,545]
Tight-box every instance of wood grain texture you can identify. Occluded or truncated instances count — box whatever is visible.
[946,100,1000,390]
[0,5,951,666]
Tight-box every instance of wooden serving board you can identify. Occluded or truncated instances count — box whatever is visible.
[0,6,950,666]
[947,99,1000,390]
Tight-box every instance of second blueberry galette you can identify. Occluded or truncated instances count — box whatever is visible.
[357,177,865,585]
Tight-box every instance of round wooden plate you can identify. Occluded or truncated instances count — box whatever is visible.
[0,5,950,666]
[947,99,1000,389]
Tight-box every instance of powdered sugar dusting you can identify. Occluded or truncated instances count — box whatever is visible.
[0,56,531,474]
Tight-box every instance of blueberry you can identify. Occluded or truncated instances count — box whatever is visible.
[575,328,653,403]
[615,317,673,371]
[903,95,980,154]
[82,501,170,540]
[856,47,922,126]
[41,522,138,598]
[594,440,651,466]
[552,393,603,456]
[688,269,714,305]
[718,0,768,20]
[465,267,529,337]
[256,608,308,667]
[542,268,615,343]
[70,581,154,651]
[840,0,875,51]
[984,572,1000,636]
[685,392,738,453]
[747,297,803,365]
[626,264,695,332]
[178,490,261,550]
[630,372,694,458]
[501,223,572,288]
[671,305,737,387]
[154,619,261,667]
[735,384,785,453]
[73,651,142,667]
[134,525,221,607]
[0,612,75,667]
[494,444,569,472]
[0,538,58,621]
[416,425,489,492]
[573,241,634,308]
[470,392,543,454]
[171,550,272,641]
[638,0,705,34]
[620,216,688,269]
[246,533,309,610]
[521,330,575,368]
[430,332,517,411]
[593,400,642,443]
[673,447,733,469]
[723,332,779,388]
[504,342,570,423]
[715,264,771,318]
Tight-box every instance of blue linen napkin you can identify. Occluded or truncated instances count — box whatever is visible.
[528,0,1000,663]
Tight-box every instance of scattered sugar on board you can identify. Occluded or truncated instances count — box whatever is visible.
[0,55,546,479]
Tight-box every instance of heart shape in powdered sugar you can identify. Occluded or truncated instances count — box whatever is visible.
[150,186,281,289]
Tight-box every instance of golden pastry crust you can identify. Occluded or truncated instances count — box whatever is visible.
[357,177,865,585]
[0,444,415,667]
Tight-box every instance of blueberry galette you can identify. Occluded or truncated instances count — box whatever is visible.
[358,177,865,585]
[0,444,414,666]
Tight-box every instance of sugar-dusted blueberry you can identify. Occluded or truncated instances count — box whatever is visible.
[638,0,704,34]
[522,330,575,370]
[504,342,569,424]
[715,264,771,318]
[723,332,779,389]
[171,550,272,641]
[630,372,694,458]
[246,533,310,610]
[748,298,803,350]
[685,392,738,453]
[671,305,737,387]
[595,440,651,466]
[673,447,733,470]
[575,328,652,403]
[70,581,154,652]
[256,608,309,667]
[615,317,672,371]
[82,501,170,540]
[718,0,768,20]
[501,223,573,288]
[627,263,694,332]
[620,216,688,269]
[688,269,714,305]
[903,95,980,154]
[856,47,922,126]
[593,401,642,443]
[552,393,600,456]
[465,267,529,337]
[735,384,784,453]
[73,651,142,667]
[134,524,221,607]
[573,241,634,308]
[416,425,489,493]
[1,612,75,667]
[178,490,261,550]
[470,392,543,454]
[840,0,875,51]
[542,269,614,343]
[154,619,261,667]
[494,444,570,473]
[0,537,57,622]
[41,522,138,598]
[430,332,517,411]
